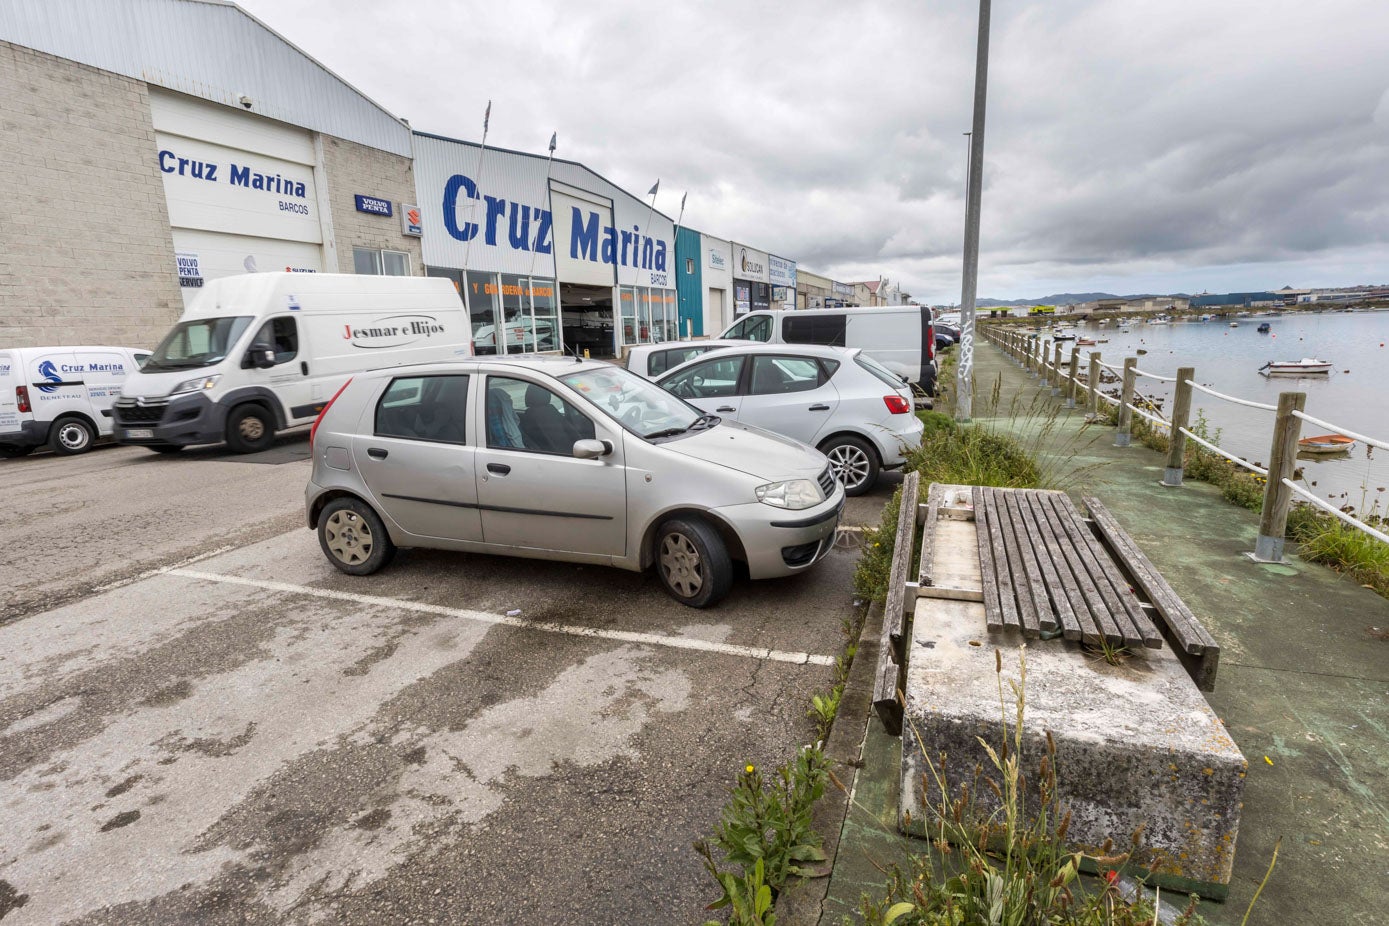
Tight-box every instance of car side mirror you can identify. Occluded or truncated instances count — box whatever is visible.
[246,342,276,369]
[573,438,612,460]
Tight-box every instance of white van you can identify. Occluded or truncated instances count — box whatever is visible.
[114,273,471,453]
[718,306,938,395]
[0,345,151,457]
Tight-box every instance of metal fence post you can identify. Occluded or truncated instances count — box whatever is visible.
[1051,342,1064,395]
[1162,366,1195,486]
[1065,347,1080,408]
[1251,391,1306,562]
[1087,352,1101,420]
[1114,357,1137,447]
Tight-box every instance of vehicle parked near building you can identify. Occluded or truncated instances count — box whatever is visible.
[305,356,843,607]
[655,344,923,496]
[113,273,471,454]
[0,345,150,457]
[625,339,746,378]
[716,306,937,395]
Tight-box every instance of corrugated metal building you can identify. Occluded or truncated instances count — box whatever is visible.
[0,0,422,347]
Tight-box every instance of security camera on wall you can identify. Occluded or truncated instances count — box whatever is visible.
[238,94,254,109]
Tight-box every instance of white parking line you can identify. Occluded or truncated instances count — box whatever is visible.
[167,568,837,667]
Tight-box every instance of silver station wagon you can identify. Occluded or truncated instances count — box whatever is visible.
[304,356,845,607]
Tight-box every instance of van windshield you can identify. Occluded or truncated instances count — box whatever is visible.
[144,316,254,371]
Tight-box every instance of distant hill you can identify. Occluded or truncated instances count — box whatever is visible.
[977,293,1119,307]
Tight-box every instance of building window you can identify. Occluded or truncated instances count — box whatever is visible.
[686,258,695,275]
[353,247,411,276]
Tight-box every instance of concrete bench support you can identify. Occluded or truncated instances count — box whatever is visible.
[899,484,1246,899]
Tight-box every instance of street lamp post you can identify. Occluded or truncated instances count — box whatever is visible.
[955,0,992,422]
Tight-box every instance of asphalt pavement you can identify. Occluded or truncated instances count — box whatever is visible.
[0,437,897,924]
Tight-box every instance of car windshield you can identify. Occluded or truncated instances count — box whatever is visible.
[144,316,253,371]
[561,365,703,440]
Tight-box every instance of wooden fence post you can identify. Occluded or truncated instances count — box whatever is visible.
[1087,352,1101,420]
[1115,357,1137,447]
[1162,367,1195,487]
[1251,391,1306,562]
[1065,347,1081,408]
[1051,342,1064,395]
[1025,336,1036,375]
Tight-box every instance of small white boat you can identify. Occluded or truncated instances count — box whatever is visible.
[1148,315,1170,325]
[1259,358,1332,375]
[1229,321,1239,328]
[1052,329,1077,341]
[1298,434,1356,454]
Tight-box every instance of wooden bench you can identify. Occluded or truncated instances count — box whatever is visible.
[871,471,919,736]
[1083,496,1221,691]
[973,486,1162,650]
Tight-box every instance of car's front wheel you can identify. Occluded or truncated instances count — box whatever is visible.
[655,517,732,608]
[318,497,395,576]
[820,435,880,496]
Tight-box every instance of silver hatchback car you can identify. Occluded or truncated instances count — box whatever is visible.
[305,356,845,607]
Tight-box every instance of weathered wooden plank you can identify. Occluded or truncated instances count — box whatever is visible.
[1022,488,1094,641]
[1010,490,1075,635]
[973,486,1008,633]
[1040,492,1127,646]
[1052,493,1163,648]
[996,488,1051,637]
[981,487,1025,631]
[919,585,986,602]
[917,483,944,587]
[1084,496,1218,655]
[882,471,921,658]
[872,662,903,735]
[990,488,1038,634]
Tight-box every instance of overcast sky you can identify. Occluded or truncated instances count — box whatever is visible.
[238,0,1389,303]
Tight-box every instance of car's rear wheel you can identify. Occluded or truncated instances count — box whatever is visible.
[225,404,275,453]
[655,517,732,608]
[318,497,395,576]
[49,416,95,455]
[821,435,879,496]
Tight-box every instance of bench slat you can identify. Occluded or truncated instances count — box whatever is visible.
[973,486,1008,632]
[1084,497,1217,653]
[881,472,921,658]
[1040,492,1133,646]
[984,487,1032,633]
[1020,490,1102,643]
[1008,489,1073,634]
[917,483,944,587]
[1052,494,1164,649]
[994,489,1052,636]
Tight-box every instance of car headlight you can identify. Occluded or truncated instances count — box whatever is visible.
[756,479,823,510]
[169,374,221,397]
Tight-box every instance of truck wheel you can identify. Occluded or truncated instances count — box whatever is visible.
[225,404,275,453]
[49,416,96,455]
[318,497,395,576]
[655,517,732,608]
[820,435,879,496]
[1,444,35,458]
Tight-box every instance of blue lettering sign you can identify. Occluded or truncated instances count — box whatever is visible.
[354,195,393,217]
[571,208,600,261]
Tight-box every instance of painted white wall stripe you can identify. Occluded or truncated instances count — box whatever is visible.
[167,568,836,667]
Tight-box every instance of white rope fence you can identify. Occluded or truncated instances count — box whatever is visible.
[1292,410,1389,453]
[1133,367,1177,383]
[1283,480,1389,545]
[1177,428,1269,476]
[1185,380,1278,412]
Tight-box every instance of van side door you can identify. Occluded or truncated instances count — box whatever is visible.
[241,315,314,423]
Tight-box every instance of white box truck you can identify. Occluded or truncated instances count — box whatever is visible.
[0,346,151,457]
[113,273,472,453]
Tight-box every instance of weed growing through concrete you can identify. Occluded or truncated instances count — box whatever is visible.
[850,650,1218,926]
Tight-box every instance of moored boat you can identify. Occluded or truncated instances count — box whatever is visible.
[1257,322,1271,333]
[1076,338,1097,346]
[1259,358,1332,375]
[1298,434,1356,454]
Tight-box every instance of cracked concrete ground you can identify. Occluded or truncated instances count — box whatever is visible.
[0,438,897,924]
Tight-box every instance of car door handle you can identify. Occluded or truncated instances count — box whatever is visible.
[809,404,831,411]
[716,406,736,413]
[367,447,388,460]
[300,361,309,376]
[487,463,511,475]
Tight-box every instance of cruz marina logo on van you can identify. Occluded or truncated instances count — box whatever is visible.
[36,360,63,394]
[343,315,447,349]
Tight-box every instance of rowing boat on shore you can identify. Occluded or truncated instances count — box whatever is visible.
[1298,434,1356,454]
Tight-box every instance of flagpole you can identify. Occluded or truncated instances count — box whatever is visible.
[675,192,688,339]
[633,180,659,342]
[462,100,492,278]
[528,132,558,352]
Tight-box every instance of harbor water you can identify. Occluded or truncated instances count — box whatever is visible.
[1039,310,1389,515]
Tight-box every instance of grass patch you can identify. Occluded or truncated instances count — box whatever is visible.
[1287,503,1389,598]
[854,486,903,602]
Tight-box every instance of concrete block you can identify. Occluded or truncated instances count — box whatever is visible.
[898,489,1245,898]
